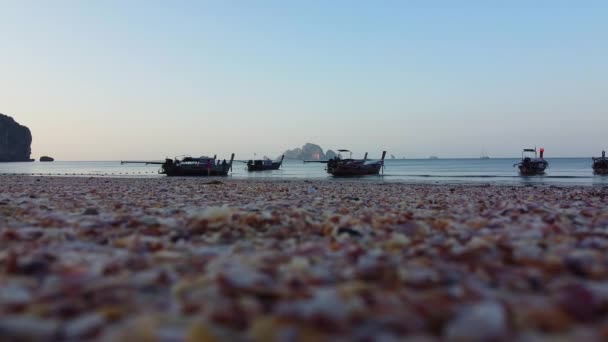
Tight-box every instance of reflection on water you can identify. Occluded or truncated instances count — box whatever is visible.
[0,158,606,186]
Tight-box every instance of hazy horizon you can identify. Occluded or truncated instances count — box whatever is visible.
[1,1,607,160]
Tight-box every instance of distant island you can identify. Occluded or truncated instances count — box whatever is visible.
[0,113,33,162]
[283,143,337,161]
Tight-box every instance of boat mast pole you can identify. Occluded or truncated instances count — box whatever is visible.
[229,153,235,172]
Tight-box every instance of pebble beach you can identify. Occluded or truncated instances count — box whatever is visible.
[2,175,608,341]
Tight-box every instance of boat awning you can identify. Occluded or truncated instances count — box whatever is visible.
[337,149,351,152]
[523,149,536,152]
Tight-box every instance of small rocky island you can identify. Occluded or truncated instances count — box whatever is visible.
[283,143,336,160]
[0,113,33,162]
[40,156,54,162]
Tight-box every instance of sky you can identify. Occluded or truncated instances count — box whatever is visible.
[1,1,607,160]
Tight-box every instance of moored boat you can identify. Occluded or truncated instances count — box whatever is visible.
[593,150,608,175]
[307,150,386,177]
[246,155,284,172]
[480,148,490,160]
[122,154,235,176]
[514,147,548,175]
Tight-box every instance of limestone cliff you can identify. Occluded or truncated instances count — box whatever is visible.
[0,113,32,162]
[284,143,336,161]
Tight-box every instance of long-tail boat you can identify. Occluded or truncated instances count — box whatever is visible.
[121,154,235,176]
[513,147,548,175]
[307,150,386,176]
[593,150,608,175]
[246,155,284,172]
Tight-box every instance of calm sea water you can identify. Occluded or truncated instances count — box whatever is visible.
[1,158,607,186]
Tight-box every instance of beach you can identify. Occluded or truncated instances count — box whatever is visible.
[1,175,608,340]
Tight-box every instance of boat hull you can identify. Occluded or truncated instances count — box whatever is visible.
[327,162,383,176]
[518,160,548,175]
[247,163,282,172]
[593,158,608,175]
[162,165,230,177]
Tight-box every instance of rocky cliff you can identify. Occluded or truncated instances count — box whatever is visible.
[0,113,32,162]
[284,143,336,161]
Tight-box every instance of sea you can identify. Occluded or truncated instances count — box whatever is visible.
[1,158,607,186]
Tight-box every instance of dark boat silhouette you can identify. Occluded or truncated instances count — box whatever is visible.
[307,150,386,176]
[245,155,284,172]
[593,150,608,175]
[122,154,235,176]
[513,147,548,175]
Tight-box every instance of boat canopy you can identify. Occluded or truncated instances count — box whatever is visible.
[179,156,216,164]
[523,149,536,152]
[337,149,351,152]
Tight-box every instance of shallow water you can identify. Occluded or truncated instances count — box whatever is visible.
[1,158,607,186]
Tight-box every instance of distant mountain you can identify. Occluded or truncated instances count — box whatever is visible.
[284,143,336,161]
[0,113,32,162]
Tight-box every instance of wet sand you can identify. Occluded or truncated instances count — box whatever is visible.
[1,175,608,341]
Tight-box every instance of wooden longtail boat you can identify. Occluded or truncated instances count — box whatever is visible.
[593,150,608,175]
[246,155,284,172]
[121,154,235,176]
[513,148,548,175]
[307,150,386,177]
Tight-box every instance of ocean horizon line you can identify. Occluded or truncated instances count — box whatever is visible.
[2,156,601,163]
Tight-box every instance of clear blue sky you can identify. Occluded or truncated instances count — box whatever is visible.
[1,1,606,160]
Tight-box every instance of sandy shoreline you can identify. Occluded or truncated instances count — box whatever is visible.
[1,175,608,340]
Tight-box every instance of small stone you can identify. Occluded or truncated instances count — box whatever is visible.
[63,313,105,339]
[388,233,411,247]
[0,316,60,340]
[203,180,224,185]
[187,322,219,342]
[557,283,601,321]
[83,208,99,215]
[337,227,363,238]
[0,284,32,306]
[444,301,507,341]
[247,316,278,341]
